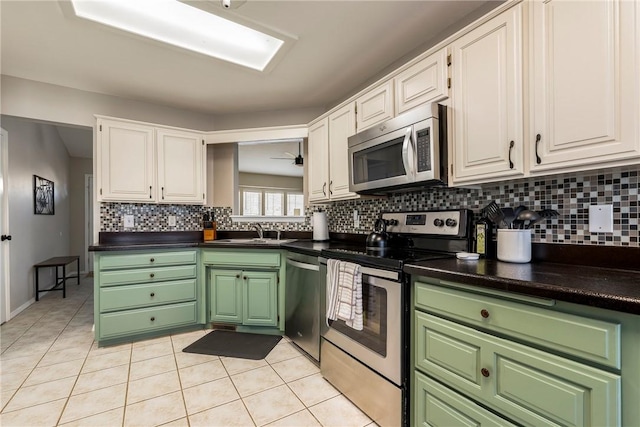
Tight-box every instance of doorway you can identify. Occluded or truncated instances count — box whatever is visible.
[1,128,10,323]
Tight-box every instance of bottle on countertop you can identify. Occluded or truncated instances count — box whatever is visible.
[474,217,494,258]
[203,211,216,241]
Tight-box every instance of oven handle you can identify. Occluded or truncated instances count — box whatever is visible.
[401,126,414,178]
[320,258,399,282]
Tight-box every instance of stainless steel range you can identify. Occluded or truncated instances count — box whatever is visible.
[319,209,473,427]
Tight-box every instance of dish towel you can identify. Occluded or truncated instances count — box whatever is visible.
[326,259,363,331]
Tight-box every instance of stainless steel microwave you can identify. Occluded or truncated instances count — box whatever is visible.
[348,103,447,194]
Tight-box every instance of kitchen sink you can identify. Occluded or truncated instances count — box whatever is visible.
[204,238,296,245]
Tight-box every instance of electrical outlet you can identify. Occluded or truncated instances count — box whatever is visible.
[353,210,360,229]
[123,214,134,228]
[168,215,177,227]
[588,204,613,233]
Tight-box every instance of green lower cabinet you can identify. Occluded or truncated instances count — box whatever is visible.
[208,269,278,327]
[209,270,243,323]
[414,371,516,427]
[415,311,621,427]
[243,271,278,327]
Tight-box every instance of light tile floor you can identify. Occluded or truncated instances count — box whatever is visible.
[0,277,377,427]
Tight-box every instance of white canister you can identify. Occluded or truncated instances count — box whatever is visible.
[312,211,329,241]
[497,229,532,263]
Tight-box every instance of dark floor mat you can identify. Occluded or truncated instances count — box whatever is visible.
[182,330,281,360]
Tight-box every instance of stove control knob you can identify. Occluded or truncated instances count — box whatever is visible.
[433,218,444,227]
[446,218,458,227]
[387,219,399,226]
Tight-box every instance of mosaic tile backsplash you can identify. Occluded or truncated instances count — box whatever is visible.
[101,165,640,247]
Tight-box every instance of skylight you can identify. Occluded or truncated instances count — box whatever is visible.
[70,0,284,71]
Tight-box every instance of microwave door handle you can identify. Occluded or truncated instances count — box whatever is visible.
[401,127,414,178]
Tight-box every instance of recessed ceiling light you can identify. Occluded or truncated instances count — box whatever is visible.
[69,0,284,71]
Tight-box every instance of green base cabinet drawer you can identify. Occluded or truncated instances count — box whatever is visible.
[415,312,621,427]
[99,302,198,339]
[100,250,197,270]
[415,281,621,369]
[414,371,516,427]
[100,279,197,312]
[202,250,280,268]
[100,265,197,287]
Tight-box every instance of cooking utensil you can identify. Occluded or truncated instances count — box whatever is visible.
[538,209,559,219]
[516,210,541,229]
[483,201,507,229]
[502,207,515,229]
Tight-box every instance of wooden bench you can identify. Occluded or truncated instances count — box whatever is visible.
[34,256,80,301]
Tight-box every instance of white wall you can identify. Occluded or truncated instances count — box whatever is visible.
[69,157,92,272]
[1,116,70,313]
[0,75,218,130]
[213,107,324,131]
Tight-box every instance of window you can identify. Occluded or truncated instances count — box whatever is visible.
[287,193,304,216]
[240,188,303,217]
[242,191,261,216]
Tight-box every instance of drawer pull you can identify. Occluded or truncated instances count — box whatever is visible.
[480,309,490,319]
[481,368,490,378]
[150,273,155,278]
[150,292,155,297]
[150,317,155,321]
[150,258,155,263]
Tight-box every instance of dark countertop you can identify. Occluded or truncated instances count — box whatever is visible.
[404,258,640,315]
[89,231,640,315]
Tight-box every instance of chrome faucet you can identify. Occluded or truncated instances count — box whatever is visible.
[252,223,264,239]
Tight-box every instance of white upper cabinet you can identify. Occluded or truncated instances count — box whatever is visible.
[98,119,156,202]
[394,48,449,115]
[97,117,205,204]
[308,117,330,203]
[308,104,359,203]
[356,81,394,132]
[328,103,358,200]
[450,5,524,185]
[156,129,205,204]
[529,0,640,173]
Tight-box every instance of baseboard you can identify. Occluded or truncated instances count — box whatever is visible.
[10,298,35,319]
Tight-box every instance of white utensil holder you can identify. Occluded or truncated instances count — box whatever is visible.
[497,229,532,263]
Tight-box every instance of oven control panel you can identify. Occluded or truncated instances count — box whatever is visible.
[381,210,469,237]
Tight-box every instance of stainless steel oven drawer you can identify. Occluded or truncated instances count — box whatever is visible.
[321,339,401,427]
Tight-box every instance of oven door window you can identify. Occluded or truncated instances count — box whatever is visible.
[352,136,407,184]
[328,279,387,357]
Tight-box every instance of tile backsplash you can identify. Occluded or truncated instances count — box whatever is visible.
[101,165,639,247]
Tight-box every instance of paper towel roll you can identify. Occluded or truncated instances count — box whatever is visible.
[313,211,329,241]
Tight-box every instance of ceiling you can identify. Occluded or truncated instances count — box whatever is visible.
[1,0,501,161]
[238,139,304,177]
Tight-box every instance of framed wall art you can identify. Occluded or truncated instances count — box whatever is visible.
[33,175,55,215]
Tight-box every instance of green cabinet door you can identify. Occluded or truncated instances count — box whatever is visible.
[209,270,242,324]
[243,271,278,327]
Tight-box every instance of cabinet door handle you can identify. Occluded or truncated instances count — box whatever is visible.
[481,368,490,378]
[149,186,152,199]
[150,317,155,322]
[236,274,240,278]
[150,273,155,278]
[161,187,165,200]
[480,309,490,319]
[243,276,247,280]
[150,258,155,263]
[322,182,327,196]
[329,180,333,195]
[535,134,542,164]
[150,292,155,297]
[1,235,11,241]
[508,141,514,169]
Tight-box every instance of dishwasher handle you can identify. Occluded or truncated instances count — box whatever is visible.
[286,258,320,272]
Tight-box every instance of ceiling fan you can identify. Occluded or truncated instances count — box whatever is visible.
[271,141,303,167]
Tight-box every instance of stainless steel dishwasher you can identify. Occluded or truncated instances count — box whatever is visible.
[285,252,322,361]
